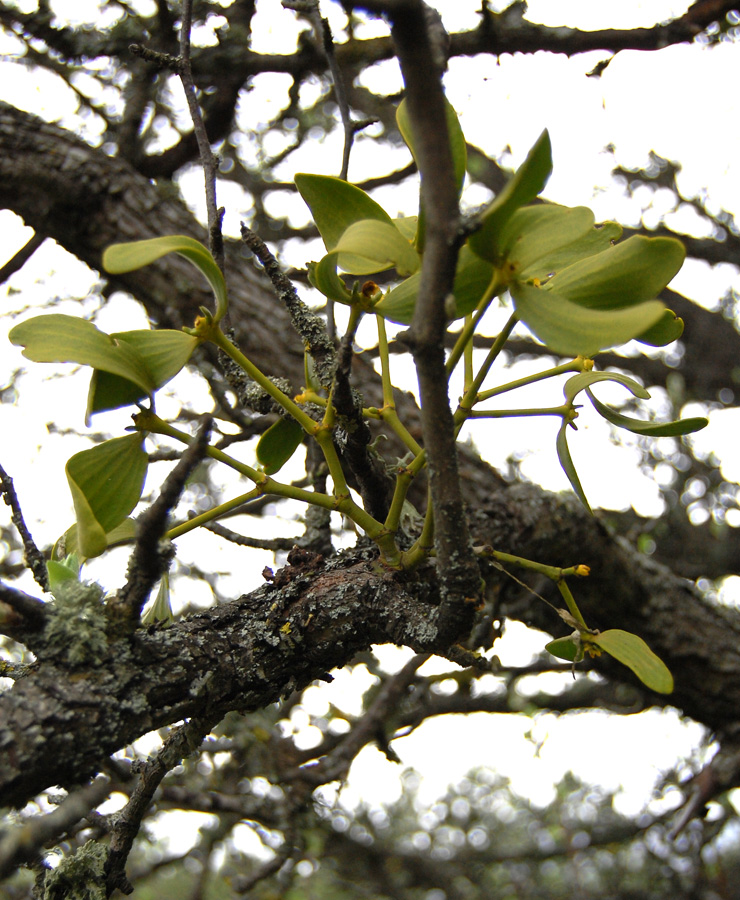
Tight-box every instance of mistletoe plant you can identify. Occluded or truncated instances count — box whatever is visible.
[9,100,706,696]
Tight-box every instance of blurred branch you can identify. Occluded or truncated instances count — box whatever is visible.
[0,462,49,593]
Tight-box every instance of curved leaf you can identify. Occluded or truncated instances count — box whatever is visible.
[103,236,228,323]
[590,629,674,694]
[308,257,354,304]
[499,204,594,278]
[511,281,665,357]
[86,329,199,421]
[334,219,420,277]
[586,388,709,436]
[564,371,650,405]
[519,221,623,281]
[468,130,552,264]
[375,245,495,325]
[545,636,581,662]
[556,419,592,513]
[256,417,305,475]
[9,314,154,394]
[295,173,392,251]
[635,308,684,346]
[66,434,148,558]
[544,235,685,310]
[54,518,137,565]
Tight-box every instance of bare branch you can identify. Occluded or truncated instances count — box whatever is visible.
[0,462,49,592]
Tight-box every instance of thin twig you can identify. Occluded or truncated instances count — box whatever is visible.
[0,462,49,592]
[0,232,46,285]
[0,581,48,639]
[204,520,298,551]
[105,714,219,896]
[0,776,115,880]
[177,0,224,271]
[240,224,337,389]
[112,415,213,624]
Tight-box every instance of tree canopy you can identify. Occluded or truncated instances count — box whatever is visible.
[2,1,740,897]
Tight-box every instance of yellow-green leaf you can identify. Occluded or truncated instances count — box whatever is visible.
[66,435,148,559]
[256,417,304,475]
[103,235,228,323]
[590,629,674,694]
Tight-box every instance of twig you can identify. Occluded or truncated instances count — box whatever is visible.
[0,775,114,880]
[0,232,46,285]
[0,462,49,592]
[112,415,213,624]
[0,581,48,640]
[105,714,219,896]
[177,0,224,271]
[240,224,337,389]
[204,520,298,551]
[284,653,430,786]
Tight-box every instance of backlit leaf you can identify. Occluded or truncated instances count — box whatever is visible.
[590,629,674,694]
[103,235,228,323]
[511,281,665,357]
[556,419,592,513]
[544,235,685,310]
[586,388,708,436]
[295,173,392,251]
[256,417,305,475]
[545,636,581,662]
[499,204,594,278]
[468,130,552,264]
[635,308,684,346]
[66,434,148,558]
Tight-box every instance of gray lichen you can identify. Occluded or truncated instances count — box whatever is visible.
[42,581,108,666]
[38,840,106,900]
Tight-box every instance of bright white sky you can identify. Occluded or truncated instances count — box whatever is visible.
[1,0,739,845]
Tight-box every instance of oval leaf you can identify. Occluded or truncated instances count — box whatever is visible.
[86,329,199,421]
[54,518,138,565]
[511,281,665,357]
[295,173,392,251]
[519,221,623,281]
[500,204,594,278]
[545,636,581,662]
[468,130,552,264]
[9,314,154,394]
[586,388,708,436]
[590,629,674,694]
[103,236,228,323]
[544,235,685,311]
[256,417,304,475]
[335,219,420,277]
[66,434,148,559]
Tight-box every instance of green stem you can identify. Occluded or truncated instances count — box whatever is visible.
[207,325,318,434]
[166,488,262,539]
[466,405,570,419]
[477,357,588,403]
[445,271,504,378]
[400,488,435,569]
[376,313,395,409]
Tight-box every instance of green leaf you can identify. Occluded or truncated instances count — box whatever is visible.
[86,329,199,421]
[556,419,592,513]
[103,235,228,323]
[635,308,684,346]
[544,235,685,310]
[295,173,392,251]
[396,95,467,250]
[142,572,173,625]
[334,219,420,277]
[308,257,354,304]
[586,388,709,436]
[564,371,650,405]
[468,130,552,264]
[66,434,148,558]
[55,518,137,565]
[545,636,581,662]
[499,204,594,278]
[47,559,80,592]
[375,245,495,325]
[9,314,155,394]
[511,281,665,357]
[519,221,623,281]
[256,417,305,475]
[589,629,674,694]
